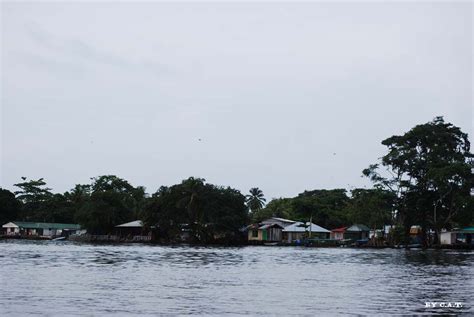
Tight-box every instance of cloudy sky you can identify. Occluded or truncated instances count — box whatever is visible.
[1,2,472,199]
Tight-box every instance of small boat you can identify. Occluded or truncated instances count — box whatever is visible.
[51,236,66,241]
[263,242,278,246]
[407,244,422,249]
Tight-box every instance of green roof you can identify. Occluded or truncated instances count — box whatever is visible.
[460,227,474,233]
[12,222,81,230]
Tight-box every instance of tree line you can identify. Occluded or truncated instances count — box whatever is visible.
[0,117,472,245]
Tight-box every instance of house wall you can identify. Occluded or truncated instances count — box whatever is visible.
[25,228,44,236]
[42,229,63,237]
[6,227,20,235]
[311,232,330,239]
[345,231,369,240]
[248,229,263,241]
[288,232,303,242]
[283,232,306,242]
[440,232,454,245]
[331,232,344,240]
[265,228,282,241]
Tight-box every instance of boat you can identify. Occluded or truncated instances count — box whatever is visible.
[51,236,66,241]
[407,244,422,249]
[263,242,278,246]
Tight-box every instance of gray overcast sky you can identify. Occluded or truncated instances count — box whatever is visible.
[1,2,472,199]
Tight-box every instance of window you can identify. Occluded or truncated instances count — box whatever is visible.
[252,230,258,238]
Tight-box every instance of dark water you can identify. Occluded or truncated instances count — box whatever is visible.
[0,240,472,316]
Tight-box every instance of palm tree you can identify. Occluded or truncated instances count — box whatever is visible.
[178,177,206,241]
[246,188,266,213]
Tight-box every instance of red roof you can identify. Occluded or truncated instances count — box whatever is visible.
[331,227,348,233]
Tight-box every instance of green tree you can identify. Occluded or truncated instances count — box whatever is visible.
[34,193,76,223]
[74,175,143,234]
[177,177,207,241]
[14,177,52,203]
[143,177,248,243]
[13,177,53,221]
[253,189,350,229]
[246,188,266,213]
[67,184,91,205]
[252,198,293,222]
[363,117,473,246]
[345,188,395,231]
[292,189,350,229]
[0,188,21,224]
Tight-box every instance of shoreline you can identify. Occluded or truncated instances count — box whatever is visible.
[1,236,473,250]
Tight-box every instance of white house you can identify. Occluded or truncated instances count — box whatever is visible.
[2,222,82,237]
[440,231,457,245]
[282,222,330,243]
[440,227,474,245]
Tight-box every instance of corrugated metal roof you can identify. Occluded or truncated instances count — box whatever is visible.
[3,222,81,230]
[282,222,330,233]
[115,220,143,228]
[261,217,296,225]
[347,224,370,232]
[258,223,284,230]
[331,227,348,232]
[270,217,296,223]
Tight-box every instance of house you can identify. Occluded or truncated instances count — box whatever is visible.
[247,217,295,242]
[115,220,151,242]
[330,227,347,240]
[247,217,330,243]
[345,224,370,240]
[408,225,424,244]
[440,227,474,245]
[282,222,330,243]
[247,223,284,242]
[115,220,144,236]
[2,221,82,238]
[330,224,370,241]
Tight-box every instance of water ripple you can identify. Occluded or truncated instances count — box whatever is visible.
[0,240,472,315]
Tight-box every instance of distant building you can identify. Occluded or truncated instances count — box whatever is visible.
[2,221,82,237]
[247,217,330,243]
[330,224,370,241]
[345,224,370,240]
[282,222,330,242]
[247,223,284,242]
[440,227,474,245]
[330,227,347,240]
[247,217,294,242]
[115,220,151,242]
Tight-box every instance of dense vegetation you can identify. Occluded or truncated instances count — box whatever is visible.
[0,117,472,245]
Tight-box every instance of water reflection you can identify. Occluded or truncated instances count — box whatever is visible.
[0,240,472,315]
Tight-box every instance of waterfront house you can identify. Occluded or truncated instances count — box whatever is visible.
[247,223,284,242]
[409,225,423,244]
[440,227,474,245]
[282,222,330,243]
[115,220,144,236]
[247,217,330,243]
[2,221,82,237]
[330,227,347,240]
[330,224,370,241]
[115,220,151,242]
[247,217,295,242]
[346,224,370,240]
